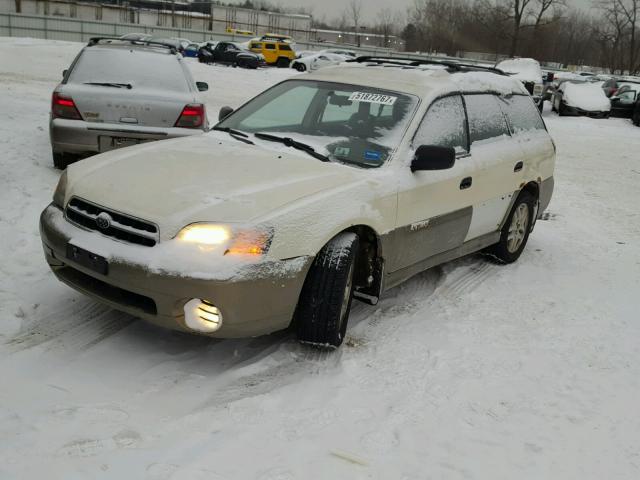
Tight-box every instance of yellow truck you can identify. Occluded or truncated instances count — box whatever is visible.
[249,35,295,67]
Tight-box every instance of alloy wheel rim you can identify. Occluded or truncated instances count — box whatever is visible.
[507,203,529,253]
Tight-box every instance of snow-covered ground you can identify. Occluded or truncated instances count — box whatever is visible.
[1,38,640,479]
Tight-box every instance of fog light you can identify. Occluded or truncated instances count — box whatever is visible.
[184,298,223,333]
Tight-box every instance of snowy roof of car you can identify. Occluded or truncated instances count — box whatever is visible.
[304,63,528,97]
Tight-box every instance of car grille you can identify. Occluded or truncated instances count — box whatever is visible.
[65,197,159,247]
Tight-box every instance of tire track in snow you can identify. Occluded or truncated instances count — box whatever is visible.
[5,298,134,353]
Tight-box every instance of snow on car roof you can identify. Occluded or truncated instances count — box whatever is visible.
[495,58,543,84]
[304,63,528,97]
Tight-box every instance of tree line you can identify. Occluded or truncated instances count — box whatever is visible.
[322,0,639,74]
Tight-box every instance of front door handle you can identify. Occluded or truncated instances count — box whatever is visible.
[514,161,523,172]
[460,177,472,190]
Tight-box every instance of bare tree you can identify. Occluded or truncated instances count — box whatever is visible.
[346,0,363,46]
[502,0,535,56]
[616,0,639,72]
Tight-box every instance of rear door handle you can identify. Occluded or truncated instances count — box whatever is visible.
[460,177,472,190]
[514,161,523,172]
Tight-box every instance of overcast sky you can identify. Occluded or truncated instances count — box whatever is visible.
[226,0,591,24]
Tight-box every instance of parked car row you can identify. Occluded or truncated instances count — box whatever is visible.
[546,74,640,121]
[43,47,556,348]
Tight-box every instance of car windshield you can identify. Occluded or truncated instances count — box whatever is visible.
[216,80,418,168]
[68,48,190,92]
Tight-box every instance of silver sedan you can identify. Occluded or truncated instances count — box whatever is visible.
[50,37,209,169]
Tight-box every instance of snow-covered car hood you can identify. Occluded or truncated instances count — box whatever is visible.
[563,83,611,111]
[64,133,361,239]
[496,58,543,84]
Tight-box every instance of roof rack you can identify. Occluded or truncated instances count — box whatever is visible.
[87,37,178,54]
[347,56,507,76]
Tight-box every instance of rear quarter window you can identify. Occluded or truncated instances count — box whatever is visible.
[499,95,546,133]
[464,94,510,145]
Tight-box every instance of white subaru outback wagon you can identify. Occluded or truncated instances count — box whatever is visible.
[40,57,555,348]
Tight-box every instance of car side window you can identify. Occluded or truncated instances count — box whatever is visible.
[464,94,510,145]
[413,95,468,153]
[499,95,546,133]
[264,43,276,50]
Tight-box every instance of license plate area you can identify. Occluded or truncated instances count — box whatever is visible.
[66,244,109,275]
[99,136,141,152]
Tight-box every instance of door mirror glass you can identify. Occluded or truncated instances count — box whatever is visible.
[196,81,209,92]
[219,106,234,121]
[411,145,456,172]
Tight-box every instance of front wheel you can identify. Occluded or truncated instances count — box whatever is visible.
[52,150,72,169]
[558,102,566,116]
[276,57,290,68]
[486,191,535,264]
[297,232,359,348]
[293,62,306,72]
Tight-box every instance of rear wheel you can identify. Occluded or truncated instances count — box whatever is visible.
[276,57,290,68]
[297,232,359,349]
[486,191,535,264]
[52,151,72,170]
[558,102,566,116]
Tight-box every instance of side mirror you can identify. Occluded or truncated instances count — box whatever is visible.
[410,145,456,172]
[196,81,209,92]
[218,106,234,121]
[62,69,68,78]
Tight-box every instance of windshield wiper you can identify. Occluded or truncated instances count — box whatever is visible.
[212,126,254,145]
[84,82,132,89]
[254,133,330,162]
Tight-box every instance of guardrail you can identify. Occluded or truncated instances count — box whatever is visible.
[0,12,490,66]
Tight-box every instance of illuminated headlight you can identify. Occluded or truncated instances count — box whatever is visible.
[53,170,68,208]
[184,298,222,333]
[176,223,272,255]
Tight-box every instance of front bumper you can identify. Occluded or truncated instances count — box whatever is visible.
[561,104,610,118]
[50,118,204,157]
[40,204,313,338]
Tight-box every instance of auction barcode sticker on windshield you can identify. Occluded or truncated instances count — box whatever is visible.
[348,92,397,106]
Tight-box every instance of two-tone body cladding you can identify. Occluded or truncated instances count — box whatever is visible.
[40,58,556,347]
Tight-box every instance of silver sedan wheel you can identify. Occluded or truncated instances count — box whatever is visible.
[507,203,529,253]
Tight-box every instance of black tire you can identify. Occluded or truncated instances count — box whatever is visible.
[486,191,535,264]
[558,102,566,116]
[276,57,290,68]
[53,151,71,170]
[297,232,359,348]
[294,62,306,72]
